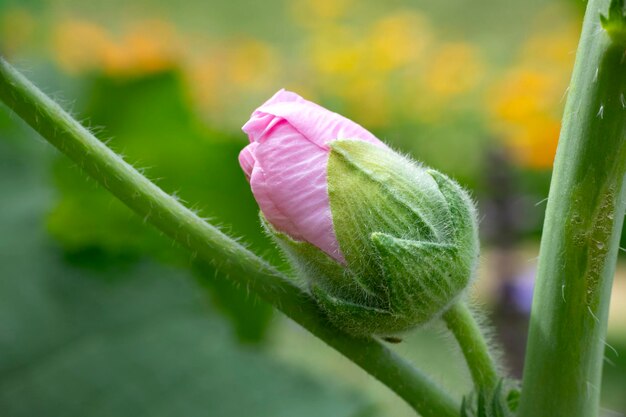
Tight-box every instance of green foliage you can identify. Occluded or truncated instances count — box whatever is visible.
[0,133,376,417]
[46,71,278,343]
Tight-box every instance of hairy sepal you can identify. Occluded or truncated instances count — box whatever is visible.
[322,140,479,335]
[261,141,479,337]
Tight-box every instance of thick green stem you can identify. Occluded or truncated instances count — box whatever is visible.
[0,57,459,417]
[443,302,499,393]
[519,1,626,416]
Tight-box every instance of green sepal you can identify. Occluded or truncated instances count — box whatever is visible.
[260,215,342,284]
[601,0,626,45]
[262,215,403,337]
[327,140,450,281]
[370,233,464,324]
[260,215,374,305]
[460,379,520,417]
[310,284,402,336]
[261,140,480,337]
[426,169,479,249]
[323,140,478,335]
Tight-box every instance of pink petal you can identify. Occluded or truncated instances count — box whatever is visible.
[249,89,386,150]
[249,119,344,262]
[242,112,283,143]
[238,142,258,181]
[240,89,389,263]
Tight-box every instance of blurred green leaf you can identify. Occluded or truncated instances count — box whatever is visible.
[46,71,280,343]
[0,134,375,417]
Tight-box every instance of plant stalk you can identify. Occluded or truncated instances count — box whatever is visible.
[0,57,459,417]
[443,302,499,393]
[518,1,626,416]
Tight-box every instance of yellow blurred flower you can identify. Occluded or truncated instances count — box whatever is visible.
[424,42,483,98]
[227,38,279,89]
[489,29,577,169]
[368,11,432,72]
[107,20,179,76]
[290,0,354,27]
[183,37,282,129]
[53,20,112,74]
[45,7,490,133]
[301,10,445,126]
[52,18,179,77]
[509,117,561,169]
[340,76,391,128]
[521,31,577,67]
[308,25,363,76]
[1,8,35,56]
[185,56,220,111]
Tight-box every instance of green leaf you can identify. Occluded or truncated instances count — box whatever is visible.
[0,135,376,417]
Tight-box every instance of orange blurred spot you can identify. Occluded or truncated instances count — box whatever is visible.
[53,20,112,74]
[227,38,278,89]
[341,76,391,127]
[290,0,354,27]
[1,8,35,56]
[185,56,220,110]
[492,70,557,121]
[522,31,578,67]
[488,27,577,170]
[424,42,483,97]
[309,26,363,76]
[508,117,560,169]
[368,11,432,72]
[52,18,180,77]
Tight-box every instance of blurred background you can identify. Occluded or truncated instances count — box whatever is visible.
[0,0,625,416]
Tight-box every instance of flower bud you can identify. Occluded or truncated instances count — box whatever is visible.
[240,90,479,336]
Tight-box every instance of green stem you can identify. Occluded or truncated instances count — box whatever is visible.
[519,1,626,416]
[0,57,459,417]
[443,302,499,393]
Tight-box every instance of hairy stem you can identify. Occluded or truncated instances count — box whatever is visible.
[0,57,459,417]
[518,1,626,416]
[443,302,499,393]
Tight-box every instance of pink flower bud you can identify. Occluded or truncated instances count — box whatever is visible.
[240,89,386,263]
